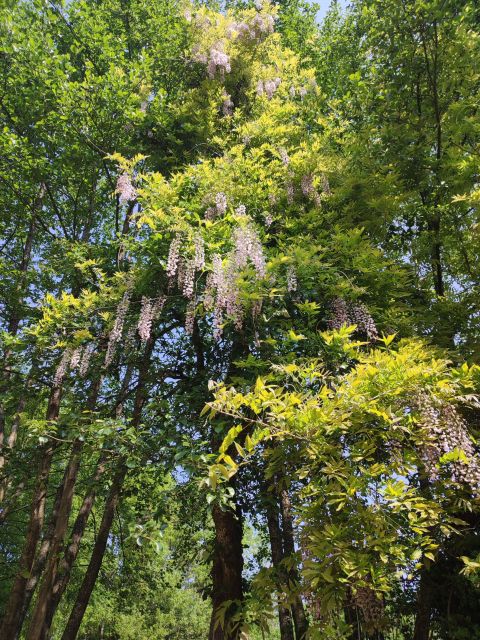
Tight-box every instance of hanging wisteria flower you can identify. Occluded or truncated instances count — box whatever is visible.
[328,298,378,340]
[116,172,137,203]
[194,233,205,270]
[183,259,196,299]
[105,290,131,367]
[287,266,297,292]
[232,221,266,278]
[286,181,295,204]
[278,147,290,165]
[353,586,384,629]
[264,213,273,227]
[256,80,265,97]
[215,192,228,216]
[167,234,182,277]
[264,79,277,100]
[349,303,378,340]
[289,85,296,98]
[69,347,82,370]
[53,348,73,387]
[235,204,246,217]
[137,297,154,342]
[415,393,480,492]
[79,344,94,378]
[207,44,231,79]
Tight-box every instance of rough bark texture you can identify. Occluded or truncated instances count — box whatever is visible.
[209,500,244,640]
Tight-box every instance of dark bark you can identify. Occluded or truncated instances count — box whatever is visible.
[265,492,295,640]
[60,464,127,640]
[60,339,154,639]
[42,457,108,634]
[280,489,309,640]
[209,500,244,640]
[0,383,61,640]
[0,446,55,640]
[26,378,102,640]
[413,569,432,640]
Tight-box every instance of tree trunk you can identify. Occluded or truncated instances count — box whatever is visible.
[26,441,83,640]
[0,383,61,640]
[60,339,154,639]
[280,489,308,640]
[265,492,295,640]
[209,499,244,640]
[0,446,55,639]
[60,464,127,640]
[26,377,102,640]
[413,569,432,640]
[41,456,108,634]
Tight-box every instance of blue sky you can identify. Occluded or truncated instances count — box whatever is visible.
[315,0,347,22]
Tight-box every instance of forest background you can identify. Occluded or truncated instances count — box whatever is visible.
[0,0,480,639]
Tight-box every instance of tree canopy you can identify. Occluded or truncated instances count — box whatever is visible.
[0,0,479,639]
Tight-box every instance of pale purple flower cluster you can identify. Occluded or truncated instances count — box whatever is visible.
[286,181,295,204]
[225,6,274,42]
[257,77,281,100]
[53,348,73,387]
[137,295,166,342]
[215,192,228,216]
[416,393,480,493]
[116,172,137,203]
[287,266,297,292]
[301,174,315,197]
[235,204,246,217]
[79,344,94,378]
[69,347,82,370]
[167,234,182,278]
[327,298,350,330]
[105,290,131,367]
[327,298,378,340]
[183,260,196,299]
[194,233,205,270]
[251,13,274,36]
[278,147,290,165]
[232,222,266,278]
[137,297,154,342]
[264,213,273,227]
[202,221,266,338]
[207,44,231,79]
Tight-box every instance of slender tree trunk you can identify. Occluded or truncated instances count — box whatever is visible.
[265,492,295,640]
[60,464,127,640]
[280,489,308,640]
[0,446,55,639]
[26,377,102,640]
[209,499,244,640]
[60,339,154,639]
[42,456,108,633]
[0,383,61,640]
[413,569,432,640]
